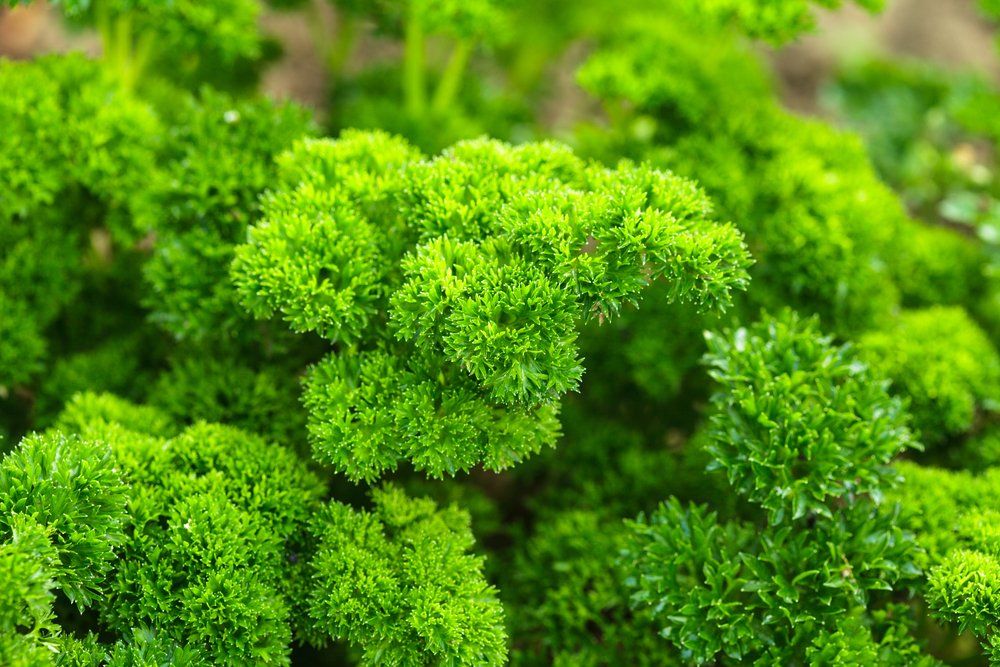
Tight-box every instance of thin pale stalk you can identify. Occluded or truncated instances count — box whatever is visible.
[431,39,472,114]
[404,12,426,118]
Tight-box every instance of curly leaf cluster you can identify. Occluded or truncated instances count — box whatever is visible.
[703,311,915,523]
[859,306,1000,447]
[232,130,750,480]
[623,312,921,665]
[307,484,507,665]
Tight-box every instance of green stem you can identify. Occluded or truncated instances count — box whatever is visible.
[127,30,155,91]
[113,13,131,82]
[404,11,426,118]
[93,7,156,93]
[328,13,358,80]
[307,0,332,69]
[431,39,472,114]
[95,0,114,68]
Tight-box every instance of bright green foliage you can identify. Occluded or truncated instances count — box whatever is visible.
[704,312,914,523]
[231,131,419,344]
[623,312,921,665]
[232,130,750,480]
[140,89,315,341]
[0,515,60,664]
[577,16,773,141]
[307,484,507,665]
[104,425,323,664]
[4,0,265,90]
[890,462,1000,565]
[674,0,883,43]
[805,614,882,665]
[926,511,1000,662]
[54,392,183,490]
[31,393,513,665]
[325,0,518,152]
[0,56,158,392]
[0,433,128,609]
[52,628,205,667]
[101,628,204,667]
[859,307,1000,447]
[325,61,530,154]
[577,17,909,339]
[886,223,987,309]
[53,398,325,665]
[7,0,1000,664]
[335,0,506,41]
[114,488,292,664]
[0,429,133,665]
[892,462,1000,660]
[0,55,159,241]
[805,609,937,666]
[56,391,178,440]
[104,0,262,64]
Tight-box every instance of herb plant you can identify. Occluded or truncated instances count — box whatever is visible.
[2,0,1000,664]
